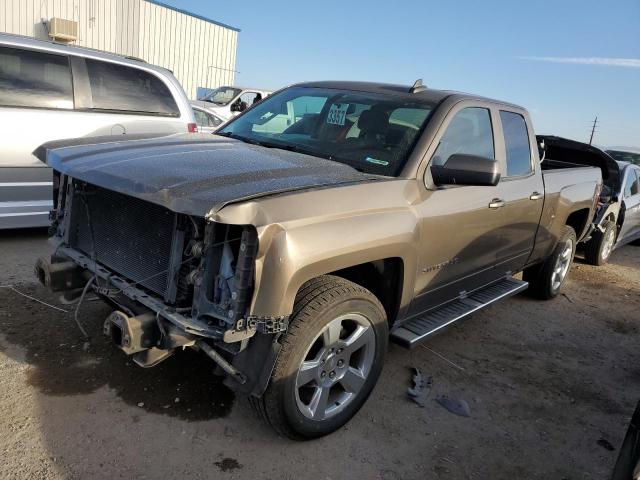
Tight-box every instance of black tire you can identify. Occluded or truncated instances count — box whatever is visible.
[523,226,577,300]
[252,275,388,439]
[584,220,617,266]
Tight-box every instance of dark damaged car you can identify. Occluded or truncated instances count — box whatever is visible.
[35,81,604,438]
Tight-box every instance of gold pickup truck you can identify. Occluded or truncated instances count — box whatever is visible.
[35,81,604,438]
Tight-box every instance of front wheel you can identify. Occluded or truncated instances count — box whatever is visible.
[524,226,577,299]
[253,275,388,439]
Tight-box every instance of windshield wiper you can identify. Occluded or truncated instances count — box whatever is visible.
[216,132,269,147]
[216,133,366,173]
[218,132,310,152]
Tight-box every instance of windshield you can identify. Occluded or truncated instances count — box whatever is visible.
[607,150,640,165]
[202,86,241,106]
[218,86,434,176]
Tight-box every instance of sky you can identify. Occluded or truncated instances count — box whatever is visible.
[168,0,639,147]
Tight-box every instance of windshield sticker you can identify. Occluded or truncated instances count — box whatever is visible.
[365,157,389,166]
[326,103,349,126]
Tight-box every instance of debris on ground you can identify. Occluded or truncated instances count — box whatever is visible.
[597,437,615,451]
[435,395,471,417]
[407,367,431,407]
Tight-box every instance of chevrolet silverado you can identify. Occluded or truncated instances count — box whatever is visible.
[35,81,603,438]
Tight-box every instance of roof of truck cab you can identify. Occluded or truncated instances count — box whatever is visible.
[290,81,525,109]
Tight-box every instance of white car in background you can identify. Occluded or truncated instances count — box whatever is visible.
[0,33,197,229]
[191,86,272,121]
[190,101,225,133]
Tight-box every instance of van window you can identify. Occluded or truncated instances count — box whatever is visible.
[85,59,179,116]
[500,111,532,176]
[431,107,494,166]
[0,46,73,109]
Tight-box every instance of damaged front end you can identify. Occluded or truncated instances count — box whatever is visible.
[37,173,286,394]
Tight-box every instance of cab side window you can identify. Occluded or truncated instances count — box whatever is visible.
[431,107,494,166]
[500,111,532,176]
[623,170,640,197]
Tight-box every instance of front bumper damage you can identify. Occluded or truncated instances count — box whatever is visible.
[36,244,288,395]
[36,172,289,395]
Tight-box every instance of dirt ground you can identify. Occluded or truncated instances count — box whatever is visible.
[0,229,638,480]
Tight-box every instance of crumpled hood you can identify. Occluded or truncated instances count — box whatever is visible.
[36,133,370,217]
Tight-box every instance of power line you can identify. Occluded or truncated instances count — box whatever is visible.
[589,116,598,145]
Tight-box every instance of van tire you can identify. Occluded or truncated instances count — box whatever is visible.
[252,275,388,439]
[584,220,616,266]
[524,226,577,300]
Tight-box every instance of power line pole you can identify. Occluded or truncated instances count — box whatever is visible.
[589,116,598,145]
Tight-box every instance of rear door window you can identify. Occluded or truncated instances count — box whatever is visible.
[431,107,495,166]
[623,170,640,197]
[85,59,179,116]
[500,111,532,176]
[193,108,222,128]
[0,46,73,109]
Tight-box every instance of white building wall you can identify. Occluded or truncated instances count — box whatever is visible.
[0,0,238,98]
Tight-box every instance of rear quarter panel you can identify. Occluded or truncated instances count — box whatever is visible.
[530,167,601,262]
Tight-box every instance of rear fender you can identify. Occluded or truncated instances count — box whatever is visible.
[531,181,600,262]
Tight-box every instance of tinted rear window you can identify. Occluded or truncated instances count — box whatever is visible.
[0,46,73,109]
[85,59,179,116]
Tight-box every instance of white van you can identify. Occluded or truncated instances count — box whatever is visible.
[0,33,197,229]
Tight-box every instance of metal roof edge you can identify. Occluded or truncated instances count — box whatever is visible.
[144,0,241,32]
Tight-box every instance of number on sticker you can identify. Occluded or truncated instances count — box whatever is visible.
[327,103,349,126]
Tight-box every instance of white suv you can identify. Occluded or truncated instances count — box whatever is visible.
[0,33,196,229]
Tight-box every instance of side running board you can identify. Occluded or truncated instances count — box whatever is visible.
[391,277,528,348]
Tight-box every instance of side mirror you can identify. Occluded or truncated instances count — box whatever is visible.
[431,154,501,187]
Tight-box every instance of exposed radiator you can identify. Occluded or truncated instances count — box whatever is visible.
[68,184,176,297]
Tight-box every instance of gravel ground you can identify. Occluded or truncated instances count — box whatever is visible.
[0,229,638,479]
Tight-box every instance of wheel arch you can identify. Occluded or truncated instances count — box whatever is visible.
[565,208,592,240]
[326,257,405,327]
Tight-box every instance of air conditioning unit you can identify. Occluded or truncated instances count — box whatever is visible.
[48,17,78,42]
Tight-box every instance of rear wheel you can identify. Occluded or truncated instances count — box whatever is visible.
[524,226,577,299]
[253,275,388,439]
[584,220,617,265]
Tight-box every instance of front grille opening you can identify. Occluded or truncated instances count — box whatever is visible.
[69,182,175,296]
[68,181,203,304]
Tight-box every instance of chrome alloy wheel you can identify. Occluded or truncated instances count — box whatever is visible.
[294,313,376,421]
[601,227,616,260]
[551,239,573,291]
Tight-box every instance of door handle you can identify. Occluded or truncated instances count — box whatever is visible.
[488,198,506,209]
[530,192,543,200]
